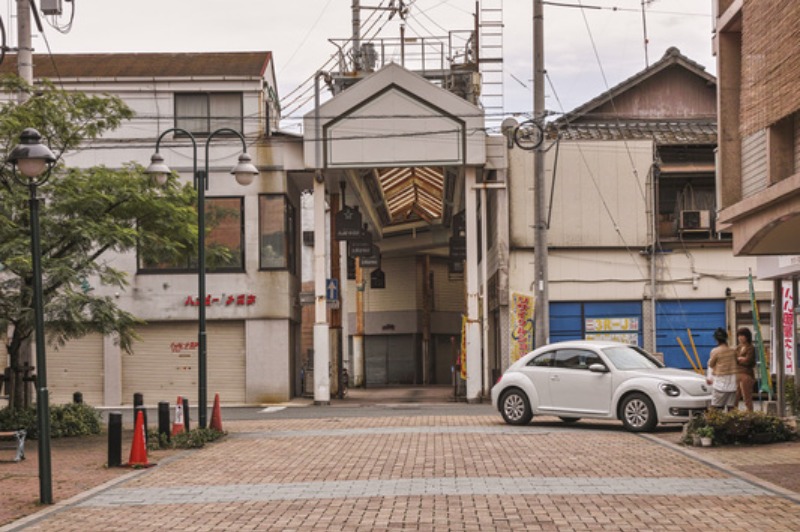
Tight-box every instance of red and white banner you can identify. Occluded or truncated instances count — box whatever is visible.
[782,281,795,376]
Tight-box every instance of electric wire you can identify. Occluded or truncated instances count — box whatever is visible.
[279,0,388,112]
[277,0,335,76]
[44,0,75,34]
[542,1,709,17]
[544,70,650,283]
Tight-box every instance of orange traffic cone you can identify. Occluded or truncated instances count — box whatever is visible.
[172,397,185,436]
[210,393,223,432]
[128,410,151,467]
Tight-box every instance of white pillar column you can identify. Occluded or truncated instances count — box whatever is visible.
[464,167,482,402]
[313,177,330,404]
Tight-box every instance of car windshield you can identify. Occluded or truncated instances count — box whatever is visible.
[602,345,663,370]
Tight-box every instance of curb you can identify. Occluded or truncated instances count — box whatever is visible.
[640,433,800,504]
[0,450,190,532]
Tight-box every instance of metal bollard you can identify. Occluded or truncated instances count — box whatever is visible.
[108,412,122,467]
[73,391,83,404]
[182,397,191,432]
[133,393,147,432]
[157,401,170,445]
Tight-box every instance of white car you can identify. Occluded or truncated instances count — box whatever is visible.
[491,340,712,432]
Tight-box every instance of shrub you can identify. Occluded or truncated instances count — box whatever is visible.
[682,409,797,446]
[786,380,799,415]
[0,403,102,439]
[145,427,226,450]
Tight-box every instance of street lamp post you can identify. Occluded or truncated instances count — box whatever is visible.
[6,128,58,505]
[146,128,258,428]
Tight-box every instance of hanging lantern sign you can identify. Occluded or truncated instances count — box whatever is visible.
[335,206,363,240]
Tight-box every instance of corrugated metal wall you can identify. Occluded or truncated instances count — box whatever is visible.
[49,334,104,405]
[122,321,246,404]
[655,300,726,369]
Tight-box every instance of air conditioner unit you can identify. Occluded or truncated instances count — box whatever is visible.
[679,210,712,231]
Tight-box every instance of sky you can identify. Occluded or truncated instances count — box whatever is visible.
[5,0,715,131]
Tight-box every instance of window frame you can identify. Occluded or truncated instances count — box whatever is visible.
[174,92,244,136]
[137,196,245,274]
[258,193,297,273]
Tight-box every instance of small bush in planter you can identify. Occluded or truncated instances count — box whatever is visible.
[697,409,796,445]
[696,426,714,439]
[0,403,102,439]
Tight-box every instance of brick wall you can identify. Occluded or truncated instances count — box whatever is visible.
[740,0,800,136]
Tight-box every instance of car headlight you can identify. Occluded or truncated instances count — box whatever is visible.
[659,383,681,397]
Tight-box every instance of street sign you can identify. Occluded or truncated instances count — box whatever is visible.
[335,206,363,241]
[370,268,386,289]
[348,229,373,258]
[326,278,339,302]
[449,236,466,261]
[360,245,381,268]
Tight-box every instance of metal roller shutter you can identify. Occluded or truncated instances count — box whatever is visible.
[123,321,246,405]
[48,334,104,406]
[656,299,726,369]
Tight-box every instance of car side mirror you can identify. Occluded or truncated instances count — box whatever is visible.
[589,363,609,373]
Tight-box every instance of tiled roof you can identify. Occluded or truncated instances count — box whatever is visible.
[0,52,272,78]
[546,120,716,145]
[556,47,716,125]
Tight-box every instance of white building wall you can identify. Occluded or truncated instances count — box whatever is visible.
[18,71,299,405]
[509,140,652,248]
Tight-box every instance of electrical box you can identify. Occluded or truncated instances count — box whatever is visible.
[679,210,712,231]
[41,0,63,16]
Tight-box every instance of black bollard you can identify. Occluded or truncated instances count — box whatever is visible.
[73,391,83,404]
[157,401,170,445]
[133,392,147,432]
[182,397,191,432]
[108,412,122,467]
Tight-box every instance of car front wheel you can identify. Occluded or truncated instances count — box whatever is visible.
[500,389,533,425]
[620,393,657,432]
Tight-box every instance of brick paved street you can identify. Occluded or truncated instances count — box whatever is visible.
[4,407,799,531]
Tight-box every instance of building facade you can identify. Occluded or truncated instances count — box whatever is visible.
[1,52,303,406]
[714,0,799,396]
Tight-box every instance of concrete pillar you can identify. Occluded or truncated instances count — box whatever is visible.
[464,167,482,402]
[313,177,330,404]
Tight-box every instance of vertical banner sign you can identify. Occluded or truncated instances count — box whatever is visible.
[509,292,535,363]
[749,271,772,394]
[782,281,795,375]
[460,314,468,380]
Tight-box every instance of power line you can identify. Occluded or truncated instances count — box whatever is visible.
[543,1,709,17]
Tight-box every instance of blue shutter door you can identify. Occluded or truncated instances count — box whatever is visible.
[655,299,726,369]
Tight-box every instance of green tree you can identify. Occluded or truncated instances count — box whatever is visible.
[0,76,199,410]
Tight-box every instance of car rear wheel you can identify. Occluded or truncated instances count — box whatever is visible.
[500,389,533,425]
[559,417,580,423]
[620,393,657,432]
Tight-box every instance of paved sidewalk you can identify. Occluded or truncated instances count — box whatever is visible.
[4,413,799,531]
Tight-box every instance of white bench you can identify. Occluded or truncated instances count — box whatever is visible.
[0,430,26,462]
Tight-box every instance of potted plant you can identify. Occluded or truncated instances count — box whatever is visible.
[696,426,714,447]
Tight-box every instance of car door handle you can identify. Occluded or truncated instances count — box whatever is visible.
[550,375,559,382]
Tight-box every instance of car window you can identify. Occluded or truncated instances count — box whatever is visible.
[553,349,600,370]
[603,345,661,370]
[526,352,554,367]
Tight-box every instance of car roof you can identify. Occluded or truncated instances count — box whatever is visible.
[531,340,629,352]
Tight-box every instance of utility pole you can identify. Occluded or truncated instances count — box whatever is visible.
[533,0,549,347]
[16,0,33,101]
[352,0,361,71]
